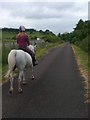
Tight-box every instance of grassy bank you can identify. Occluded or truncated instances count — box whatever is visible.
[72,45,89,103]
[36,42,62,60]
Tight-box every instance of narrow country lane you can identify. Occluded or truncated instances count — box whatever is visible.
[2,43,88,118]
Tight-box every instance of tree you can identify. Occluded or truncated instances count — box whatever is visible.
[57,33,61,37]
[74,19,84,30]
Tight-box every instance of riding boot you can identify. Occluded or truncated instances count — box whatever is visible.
[32,56,38,66]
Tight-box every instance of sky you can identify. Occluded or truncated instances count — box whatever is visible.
[0,0,89,34]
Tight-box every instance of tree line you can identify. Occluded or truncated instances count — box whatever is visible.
[59,19,90,52]
[2,27,62,43]
[2,19,89,52]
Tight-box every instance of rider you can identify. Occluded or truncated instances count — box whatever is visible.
[17,25,38,66]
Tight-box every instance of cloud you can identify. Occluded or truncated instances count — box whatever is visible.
[2,2,76,19]
[0,1,88,34]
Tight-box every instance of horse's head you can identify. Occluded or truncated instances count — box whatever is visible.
[28,44,37,53]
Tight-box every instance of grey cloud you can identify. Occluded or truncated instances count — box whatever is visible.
[89,2,90,20]
[2,2,76,19]
[1,1,88,34]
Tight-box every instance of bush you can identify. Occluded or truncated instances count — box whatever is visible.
[2,46,11,65]
[79,37,88,52]
[44,34,61,43]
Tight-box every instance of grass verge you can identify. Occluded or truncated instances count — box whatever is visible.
[36,42,63,60]
[72,45,90,103]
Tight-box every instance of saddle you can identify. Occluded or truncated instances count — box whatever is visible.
[18,47,38,66]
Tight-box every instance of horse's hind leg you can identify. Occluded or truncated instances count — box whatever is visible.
[31,64,34,80]
[9,72,14,94]
[18,71,23,93]
[22,70,27,85]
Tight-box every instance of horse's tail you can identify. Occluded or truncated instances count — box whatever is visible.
[5,50,17,78]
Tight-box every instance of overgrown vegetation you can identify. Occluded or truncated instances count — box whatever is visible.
[36,42,63,60]
[60,19,89,53]
[72,45,90,103]
[2,28,60,42]
[72,45,88,78]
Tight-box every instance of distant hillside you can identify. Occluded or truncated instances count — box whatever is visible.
[2,28,62,43]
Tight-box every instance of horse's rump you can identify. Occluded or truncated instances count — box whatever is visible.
[8,49,17,70]
[5,49,34,93]
[5,49,17,78]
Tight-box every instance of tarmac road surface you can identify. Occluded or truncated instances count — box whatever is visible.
[2,43,88,118]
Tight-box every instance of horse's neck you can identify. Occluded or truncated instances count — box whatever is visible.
[28,45,35,53]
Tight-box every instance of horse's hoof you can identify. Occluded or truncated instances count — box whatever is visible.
[22,81,27,85]
[9,90,13,94]
[18,89,23,93]
[31,76,34,80]
[9,88,13,94]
